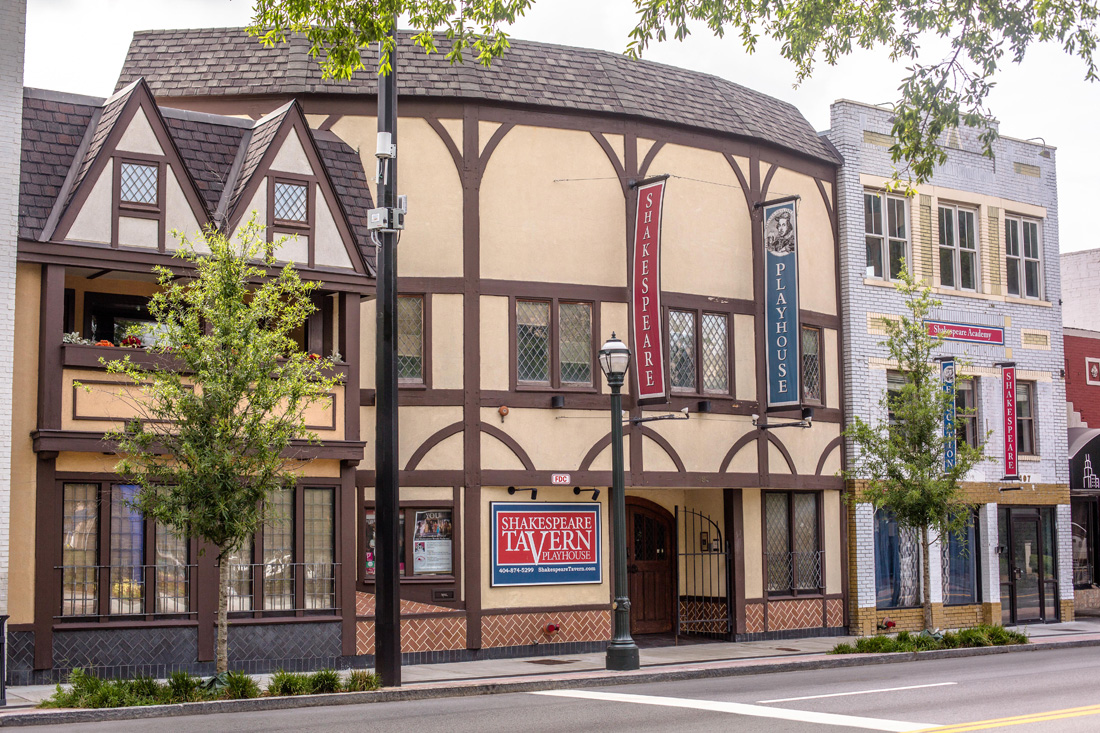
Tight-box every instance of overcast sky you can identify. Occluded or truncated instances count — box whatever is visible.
[24,0,1099,253]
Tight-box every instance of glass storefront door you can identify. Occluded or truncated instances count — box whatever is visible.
[999,507,1059,625]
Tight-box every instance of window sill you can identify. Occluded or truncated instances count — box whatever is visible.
[1019,454,1042,462]
[362,576,456,585]
[516,384,598,394]
[766,592,824,600]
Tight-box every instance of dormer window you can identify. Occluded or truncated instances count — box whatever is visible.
[274,181,308,223]
[119,162,159,206]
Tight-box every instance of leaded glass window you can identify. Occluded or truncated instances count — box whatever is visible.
[226,540,253,612]
[263,487,294,610]
[305,488,335,609]
[62,483,99,616]
[397,295,424,382]
[110,484,145,614]
[517,300,550,384]
[669,309,696,391]
[765,492,821,594]
[559,303,591,385]
[155,524,189,614]
[120,162,158,205]
[274,182,308,222]
[701,313,728,394]
[802,326,821,404]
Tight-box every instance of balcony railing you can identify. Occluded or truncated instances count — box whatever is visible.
[765,551,823,593]
[57,564,194,618]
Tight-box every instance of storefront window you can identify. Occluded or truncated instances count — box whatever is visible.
[62,483,99,616]
[942,515,979,605]
[1072,499,1097,588]
[110,484,145,615]
[304,488,336,609]
[875,509,920,608]
[263,487,294,610]
[364,510,405,577]
[765,492,820,594]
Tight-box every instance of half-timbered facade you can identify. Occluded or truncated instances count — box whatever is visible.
[12,28,849,679]
[9,80,375,682]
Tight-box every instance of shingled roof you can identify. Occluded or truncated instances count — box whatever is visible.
[116,27,840,166]
[18,87,376,275]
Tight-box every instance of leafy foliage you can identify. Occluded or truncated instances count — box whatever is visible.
[829,625,1028,654]
[249,0,534,77]
[268,670,312,696]
[249,0,1097,185]
[344,669,382,692]
[843,267,985,628]
[97,221,343,673]
[224,670,262,699]
[307,668,342,694]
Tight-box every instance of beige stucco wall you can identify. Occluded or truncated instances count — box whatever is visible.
[269,127,312,175]
[479,485,610,609]
[398,406,464,471]
[743,488,763,598]
[166,164,203,246]
[117,216,158,249]
[314,184,354,270]
[647,144,752,301]
[330,115,464,279]
[67,166,112,244]
[480,295,508,391]
[432,294,464,390]
[643,414,756,474]
[767,167,837,316]
[479,406,612,472]
[116,107,163,156]
[480,125,625,286]
[232,179,267,243]
[9,263,41,623]
[824,489,842,594]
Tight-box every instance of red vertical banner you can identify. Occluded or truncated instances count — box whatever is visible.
[1002,363,1018,479]
[631,179,667,404]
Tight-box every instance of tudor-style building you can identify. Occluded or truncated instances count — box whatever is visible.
[829,100,1072,634]
[107,28,849,666]
[9,79,375,683]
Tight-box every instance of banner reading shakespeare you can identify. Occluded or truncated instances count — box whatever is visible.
[1002,363,1019,479]
[764,199,800,409]
[631,178,667,403]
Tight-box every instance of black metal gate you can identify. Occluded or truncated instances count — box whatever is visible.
[675,506,733,639]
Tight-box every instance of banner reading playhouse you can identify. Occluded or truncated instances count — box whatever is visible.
[491,503,602,587]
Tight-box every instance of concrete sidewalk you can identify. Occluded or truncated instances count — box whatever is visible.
[3,617,1098,713]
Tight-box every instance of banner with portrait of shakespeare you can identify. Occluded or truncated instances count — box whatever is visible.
[762,197,801,410]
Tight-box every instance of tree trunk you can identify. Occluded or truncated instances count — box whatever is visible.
[921,526,933,631]
[217,549,230,674]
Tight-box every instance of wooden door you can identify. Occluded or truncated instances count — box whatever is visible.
[626,500,675,634]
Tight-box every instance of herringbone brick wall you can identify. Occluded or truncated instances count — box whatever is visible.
[355,591,456,617]
[766,599,824,631]
[356,615,467,655]
[826,598,844,627]
[678,598,729,634]
[745,602,764,633]
[481,610,611,648]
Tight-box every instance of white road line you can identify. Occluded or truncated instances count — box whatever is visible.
[757,681,957,704]
[530,689,937,731]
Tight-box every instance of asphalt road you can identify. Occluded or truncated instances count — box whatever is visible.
[29,645,1100,732]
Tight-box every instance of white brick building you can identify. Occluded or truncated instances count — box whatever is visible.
[828,100,1072,633]
[0,0,27,619]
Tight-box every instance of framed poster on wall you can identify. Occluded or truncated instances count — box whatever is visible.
[490,502,601,587]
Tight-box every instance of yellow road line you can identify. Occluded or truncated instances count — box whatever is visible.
[917,703,1100,732]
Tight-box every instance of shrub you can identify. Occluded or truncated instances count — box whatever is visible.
[224,671,260,700]
[854,635,897,653]
[128,675,163,702]
[831,625,1028,655]
[308,669,342,694]
[344,669,382,692]
[268,670,310,697]
[167,671,205,703]
[828,643,856,655]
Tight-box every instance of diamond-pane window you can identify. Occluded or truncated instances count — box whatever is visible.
[517,300,550,383]
[120,163,158,205]
[263,488,294,611]
[559,303,591,385]
[397,296,424,382]
[304,488,335,610]
[802,326,821,404]
[274,182,308,222]
[765,492,821,593]
[669,310,696,391]
[701,313,728,393]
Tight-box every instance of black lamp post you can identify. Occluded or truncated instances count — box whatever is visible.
[598,333,640,671]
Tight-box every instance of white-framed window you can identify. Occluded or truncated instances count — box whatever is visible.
[864,191,909,280]
[1005,216,1042,299]
[938,204,979,291]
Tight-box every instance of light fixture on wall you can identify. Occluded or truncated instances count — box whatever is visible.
[507,486,537,500]
[573,486,600,501]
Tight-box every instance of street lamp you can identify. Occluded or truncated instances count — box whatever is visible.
[598,333,640,671]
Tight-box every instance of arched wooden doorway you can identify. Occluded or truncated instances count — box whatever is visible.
[626,497,676,634]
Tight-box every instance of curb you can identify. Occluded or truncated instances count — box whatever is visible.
[3,636,1099,727]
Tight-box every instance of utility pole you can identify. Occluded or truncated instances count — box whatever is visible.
[373,21,402,688]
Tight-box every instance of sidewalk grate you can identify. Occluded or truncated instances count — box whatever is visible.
[525,659,580,666]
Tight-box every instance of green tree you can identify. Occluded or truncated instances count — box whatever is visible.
[99,222,342,673]
[249,0,1097,185]
[843,268,984,630]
